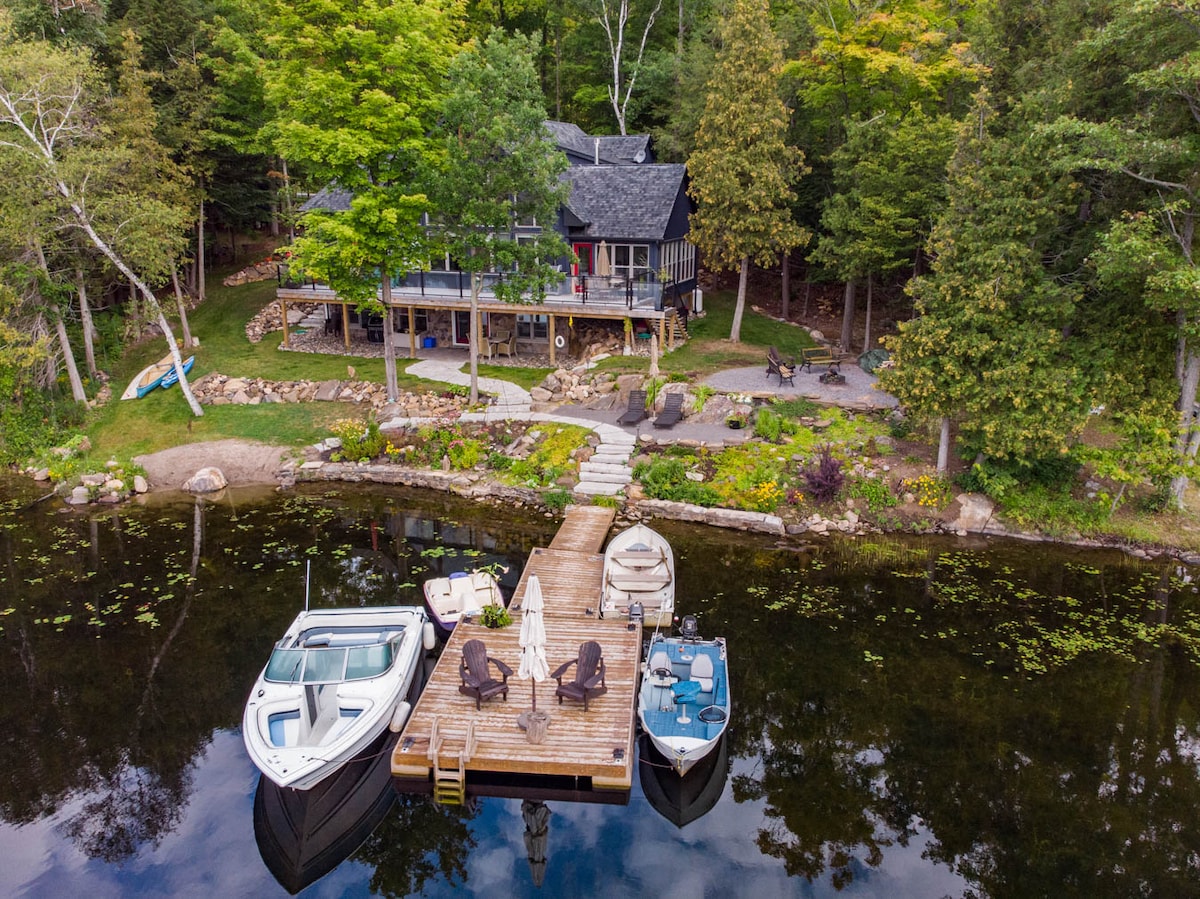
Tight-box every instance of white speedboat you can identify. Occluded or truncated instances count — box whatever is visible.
[637,616,730,775]
[243,605,435,791]
[422,569,506,638]
[600,523,675,628]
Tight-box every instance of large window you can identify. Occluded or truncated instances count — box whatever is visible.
[394,309,429,333]
[516,313,549,340]
[611,244,650,280]
[660,240,696,284]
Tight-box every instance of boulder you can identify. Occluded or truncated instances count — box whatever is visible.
[183,467,228,493]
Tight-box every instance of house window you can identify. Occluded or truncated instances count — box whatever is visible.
[516,314,548,340]
[394,309,429,333]
[661,240,696,283]
[611,244,650,280]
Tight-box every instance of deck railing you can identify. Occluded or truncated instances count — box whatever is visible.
[277,265,665,310]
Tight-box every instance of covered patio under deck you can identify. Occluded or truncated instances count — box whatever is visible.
[275,275,686,367]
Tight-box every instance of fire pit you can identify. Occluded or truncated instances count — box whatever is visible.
[819,367,846,385]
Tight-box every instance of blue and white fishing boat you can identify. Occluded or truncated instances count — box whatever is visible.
[243,604,436,790]
[637,615,730,775]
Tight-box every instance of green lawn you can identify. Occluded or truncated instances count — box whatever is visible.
[86,283,821,461]
[89,278,449,458]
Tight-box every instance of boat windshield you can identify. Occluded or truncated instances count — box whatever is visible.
[264,641,396,684]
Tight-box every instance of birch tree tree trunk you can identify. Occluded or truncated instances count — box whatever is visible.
[62,189,203,416]
[170,267,194,349]
[730,255,750,342]
[75,266,97,376]
[937,416,951,473]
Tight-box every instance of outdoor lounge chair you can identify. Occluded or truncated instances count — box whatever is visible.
[617,389,648,425]
[458,638,513,710]
[652,391,685,428]
[551,640,608,711]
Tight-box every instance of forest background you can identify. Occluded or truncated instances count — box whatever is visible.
[2,0,1200,522]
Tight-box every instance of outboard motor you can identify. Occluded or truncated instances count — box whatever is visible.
[680,614,698,640]
[628,602,644,627]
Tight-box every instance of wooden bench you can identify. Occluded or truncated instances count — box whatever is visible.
[766,348,796,386]
[606,571,673,591]
[608,549,667,568]
[800,346,841,373]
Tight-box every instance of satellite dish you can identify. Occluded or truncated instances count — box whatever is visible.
[634,149,646,163]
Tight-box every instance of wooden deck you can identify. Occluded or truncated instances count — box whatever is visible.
[392,506,642,792]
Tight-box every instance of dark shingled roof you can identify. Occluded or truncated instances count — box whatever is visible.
[301,184,353,213]
[544,120,652,165]
[561,164,687,240]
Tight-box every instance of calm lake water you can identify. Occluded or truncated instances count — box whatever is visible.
[1,475,1198,897]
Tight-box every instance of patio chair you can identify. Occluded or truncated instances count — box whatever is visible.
[652,391,685,429]
[551,640,608,711]
[617,389,648,425]
[458,638,513,710]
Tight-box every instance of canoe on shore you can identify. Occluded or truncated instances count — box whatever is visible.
[121,354,175,400]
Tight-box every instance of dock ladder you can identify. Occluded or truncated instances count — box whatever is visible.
[429,718,476,806]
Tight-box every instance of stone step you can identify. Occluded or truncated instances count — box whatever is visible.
[589,452,631,467]
[573,481,626,496]
[594,441,635,454]
[580,461,632,477]
[577,469,632,485]
[595,431,637,446]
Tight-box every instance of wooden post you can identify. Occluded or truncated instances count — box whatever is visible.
[408,306,416,357]
[280,299,290,348]
[658,315,666,350]
[342,302,351,351]
[668,313,676,350]
[548,314,557,366]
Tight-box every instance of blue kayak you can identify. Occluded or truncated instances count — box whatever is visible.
[160,356,195,389]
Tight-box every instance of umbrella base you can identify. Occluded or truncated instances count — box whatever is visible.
[517,710,551,743]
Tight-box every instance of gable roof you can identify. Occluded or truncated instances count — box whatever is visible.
[544,120,652,165]
[301,184,353,214]
[561,164,688,241]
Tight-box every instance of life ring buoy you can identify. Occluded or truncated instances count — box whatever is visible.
[554,334,566,349]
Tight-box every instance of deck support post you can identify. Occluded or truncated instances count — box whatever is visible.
[408,306,416,357]
[342,303,351,351]
[548,314,557,366]
[280,299,290,348]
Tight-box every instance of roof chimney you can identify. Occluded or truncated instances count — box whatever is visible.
[594,137,600,165]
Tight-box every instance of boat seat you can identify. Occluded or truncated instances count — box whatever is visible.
[690,652,714,693]
[607,572,672,591]
[648,650,675,687]
[608,549,666,567]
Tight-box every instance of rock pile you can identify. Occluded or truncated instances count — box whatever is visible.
[28,460,149,506]
[245,300,323,343]
[223,261,281,288]
[189,371,469,417]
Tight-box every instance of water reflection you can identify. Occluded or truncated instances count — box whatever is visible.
[0,476,1198,895]
[639,733,729,828]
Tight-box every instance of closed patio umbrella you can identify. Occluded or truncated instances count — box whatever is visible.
[518,575,549,721]
[595,241,612,278]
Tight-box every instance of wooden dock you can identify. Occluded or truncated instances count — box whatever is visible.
[392,506,644,796]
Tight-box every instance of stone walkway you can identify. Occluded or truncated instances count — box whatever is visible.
[383,356,639,497]
[380,352,898,498]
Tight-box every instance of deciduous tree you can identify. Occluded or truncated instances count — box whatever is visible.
[263,0,460,401]
[430,29,570,404]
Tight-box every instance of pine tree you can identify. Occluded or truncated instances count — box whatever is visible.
[686,0,807,342]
